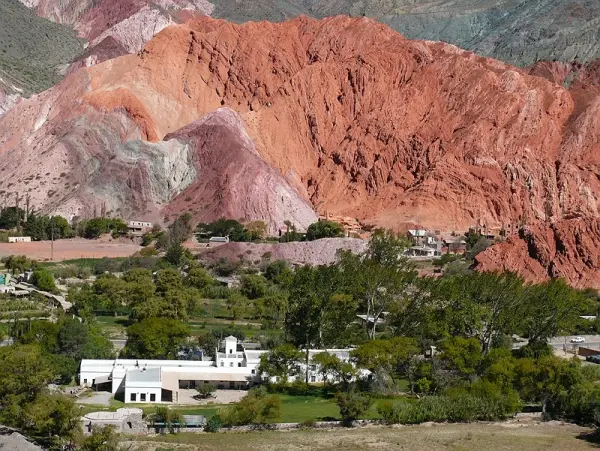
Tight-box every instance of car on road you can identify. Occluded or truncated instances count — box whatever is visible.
[570,336,586,343]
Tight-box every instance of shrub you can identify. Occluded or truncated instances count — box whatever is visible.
[202,285,230,299]
[306,220,345,241]
[299,418,317,429]
[195,383,217,399]
[377,394,519,425]
[204,415,222,433]
[335,391,372,425]
[31,269,56,292]
[220,388,281,426]
[52,265,78,279]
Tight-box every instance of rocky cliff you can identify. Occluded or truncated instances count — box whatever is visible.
[475,219,600,289]
[1,16,600,235]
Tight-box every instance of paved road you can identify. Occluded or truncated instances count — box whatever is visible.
[512,335,600,350]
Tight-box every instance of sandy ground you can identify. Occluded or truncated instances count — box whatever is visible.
[0,238,141,261]
[76,391,113,406]
[123,421,597,450]
[176,389,247,405]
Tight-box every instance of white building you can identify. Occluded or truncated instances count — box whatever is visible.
[80,336,267,403]
[8,236,32,243]
[128,221,153,233]
[80,337,364,403]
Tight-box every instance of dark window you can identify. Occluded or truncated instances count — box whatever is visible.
[150,394,156,402]
[83,379,87,384]
[251,369,256,375]
[140,393,146,402]
[238,362,242,367]
[311,376,316,383]
[130,393,136,402]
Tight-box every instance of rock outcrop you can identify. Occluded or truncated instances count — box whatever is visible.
[1,16,600,235]
[475,219,600,289]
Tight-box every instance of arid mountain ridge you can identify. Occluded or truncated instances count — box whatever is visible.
[3,0,599,117]
[1,14,600,286]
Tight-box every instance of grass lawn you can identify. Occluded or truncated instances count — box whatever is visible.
[122,422,596,451]
[127,394,397,423]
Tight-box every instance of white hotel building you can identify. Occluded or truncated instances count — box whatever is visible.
[80,336,360,404]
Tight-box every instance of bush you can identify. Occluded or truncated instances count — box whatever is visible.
[195,383,216,399]
[31,269,56,292]
[220,388,281,426]
[202,285,230,299]
[299,418,317,429]
[306,220,345,241]
[377,394,519,425]
[335,391,372,425]
[204,415,222,433]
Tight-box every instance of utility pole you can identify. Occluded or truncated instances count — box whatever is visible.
[50,216,54,262]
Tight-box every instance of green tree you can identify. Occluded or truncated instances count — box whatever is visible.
[258,344,303,385]
[312,351,357,391]
[439,336,483,380]
[306,220,345,240]
[335,391,372,425]
[426,272,526,356]
[221,387,281,425]
[195,383,216,399]
[93,274,128,316]
[521,279,586,347]
[31,269,57,292]
[240,274,268,299]
[264,260,293,285]
[186,267,213,290]
[351,337,419,390]
[121,318,190,359]
[81,425,119,451]
[339,230,416,339]
[2,255,37,274]
[57,318,88,359]
[22,393,80,447]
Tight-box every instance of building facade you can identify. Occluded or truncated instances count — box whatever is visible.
[80,337,362,404]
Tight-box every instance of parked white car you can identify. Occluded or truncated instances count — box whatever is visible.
[570,336,586,343]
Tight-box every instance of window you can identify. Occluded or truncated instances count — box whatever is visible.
[130,393,136,402]
[230,362,234,367]
[220,361,224,367]
[251,369,256,375]
[83,379,88,384]
[150,394,156,402]
[238,362,242,367]
[310,365,316,371]
[140,393,146,402]
[311,376,316,383]
[229,349,233,354]
[204,381,209,384]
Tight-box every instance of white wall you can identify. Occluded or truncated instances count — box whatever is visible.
[124,386,162,403]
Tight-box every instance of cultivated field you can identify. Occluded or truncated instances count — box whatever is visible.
[123,422,597,450]
[0,238,141,261]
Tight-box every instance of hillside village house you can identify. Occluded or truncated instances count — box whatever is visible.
[80,336,363,404]
[127,221,153,233]
[406,229,441,257]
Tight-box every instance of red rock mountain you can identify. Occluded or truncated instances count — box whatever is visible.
[1,16,600,240]
[475,218,600,289]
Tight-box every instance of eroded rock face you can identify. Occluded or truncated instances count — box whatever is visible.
[1,16,600,235]
[475,219,600,289]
